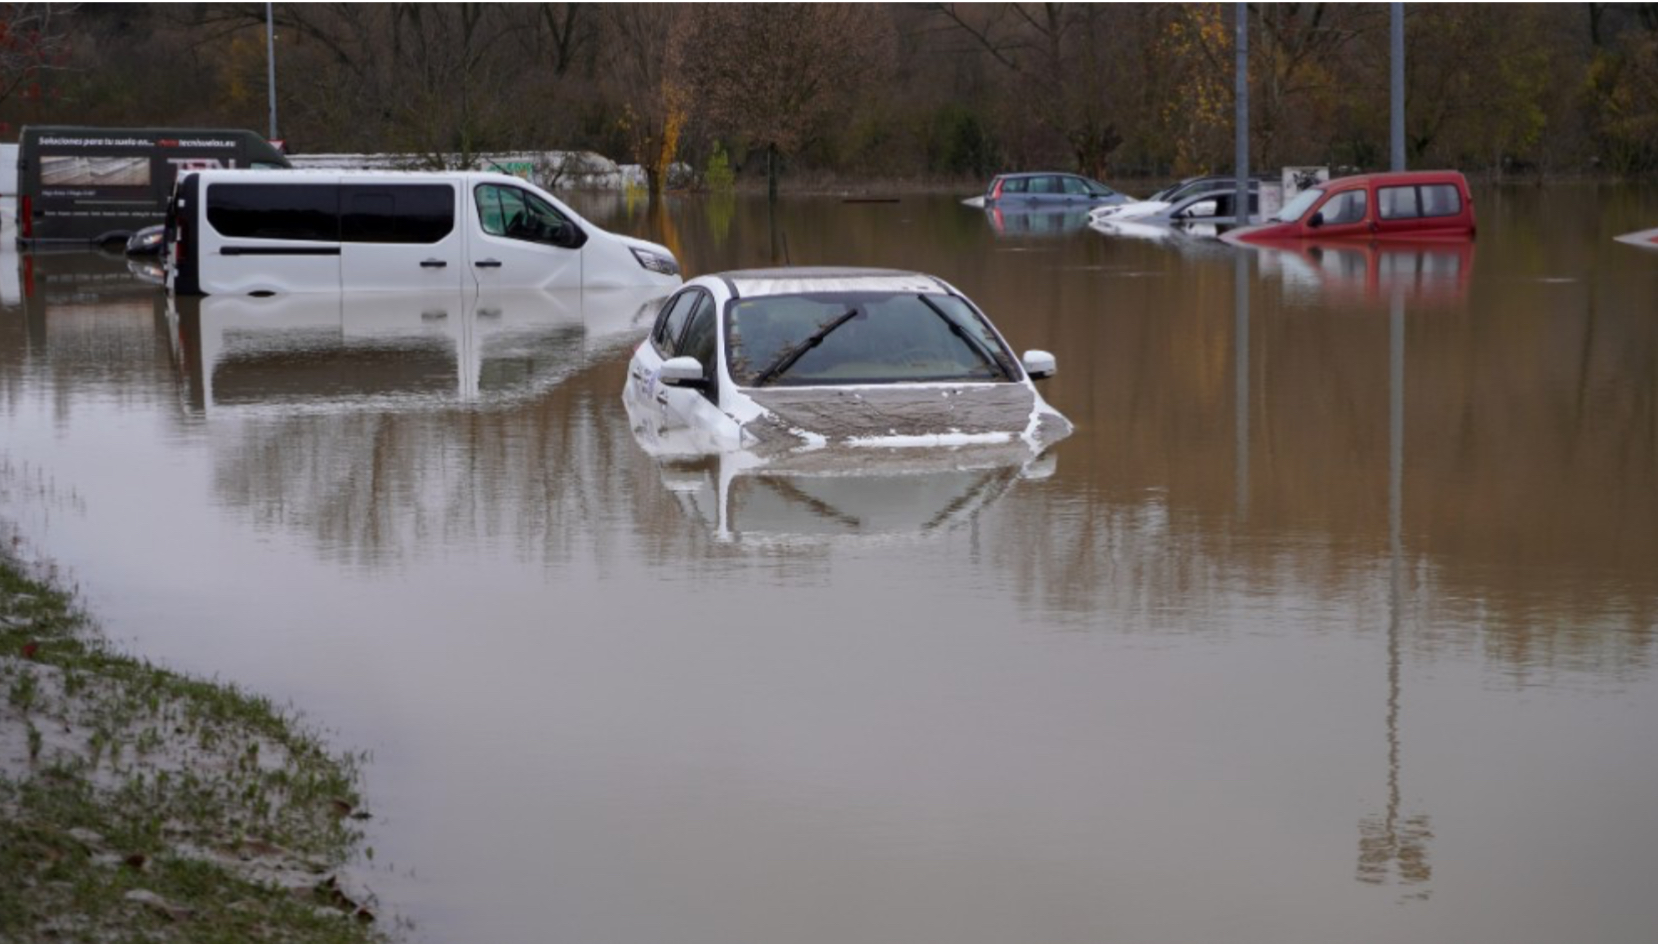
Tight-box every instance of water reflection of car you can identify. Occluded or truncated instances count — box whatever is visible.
[653,441,1056,545]
[125,223,166,256]
[623,267,1071,456]
[1227,170,1475,243]
[982,172,1130,208]
[1250,239,1475,305]
[983,205,1093,237]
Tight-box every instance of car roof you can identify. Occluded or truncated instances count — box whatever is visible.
[709,267,953,299]
[993,171,1087,180]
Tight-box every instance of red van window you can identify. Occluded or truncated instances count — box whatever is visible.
[1321,189,1368,224]
[1378,186,1420,220]
[1419,184,1462,217]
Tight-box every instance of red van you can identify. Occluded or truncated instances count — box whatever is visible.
[1228,170,1475,243]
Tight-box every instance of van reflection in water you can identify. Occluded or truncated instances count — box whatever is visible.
[167,288,668,413]
[1250,239,1474,306]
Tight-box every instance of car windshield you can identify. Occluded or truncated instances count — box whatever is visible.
[1276,187,1325,223]
[726,292,1018,386]
[1085,179,1116,197]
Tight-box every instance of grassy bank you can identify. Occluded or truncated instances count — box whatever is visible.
[0,551,386,943]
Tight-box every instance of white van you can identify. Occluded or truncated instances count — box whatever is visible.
[167,169,682,296]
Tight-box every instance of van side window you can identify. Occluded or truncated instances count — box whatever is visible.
[1378,186,1420,220]
[1419,184,1462,217]
[341,184,455,244]
[207,184,340,241]
[1001,178,1027,194]
[474,184,581,247]
[652,290,701,357]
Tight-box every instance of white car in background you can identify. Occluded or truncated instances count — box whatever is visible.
[623,267,1071,456]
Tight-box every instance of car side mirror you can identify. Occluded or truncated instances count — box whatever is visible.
[1022,350,1056,380]
[659,355,706,388]
[1308,211,1325,228]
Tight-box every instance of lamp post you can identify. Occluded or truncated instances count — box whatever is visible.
[1391,3,1405,171]
[266,2,278,142]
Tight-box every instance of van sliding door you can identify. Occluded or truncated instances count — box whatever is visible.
[339,179,465,292]
[201,181,342,294]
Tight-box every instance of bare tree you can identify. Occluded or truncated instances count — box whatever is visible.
[602,4,687,197]
[674,3,896,199]
[0,3,74,119]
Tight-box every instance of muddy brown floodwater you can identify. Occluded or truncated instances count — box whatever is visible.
[3,184,1657,944]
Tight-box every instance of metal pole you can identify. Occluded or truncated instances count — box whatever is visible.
[1391,2,1405,171]
[266,2,278,142]
[1234,250,1250,519]
[1235,3,1250,216]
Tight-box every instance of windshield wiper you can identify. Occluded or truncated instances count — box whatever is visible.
[752,307,861,387]
[915,295,1012,380]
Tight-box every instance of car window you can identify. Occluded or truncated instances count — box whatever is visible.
[1320,189,1367,225]
[1420,184,1462,217]
[1027,176,1059,195]
[1062,176,1092,196]
[677,294,720,397]
[651,290,700,356]
[725,292,1017,387]
[474,183,573,244]
[1378,185,1420,220]
[1000,177,1027,194]
[1084,179,1116,197]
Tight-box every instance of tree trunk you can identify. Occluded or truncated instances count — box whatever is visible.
[767,143,778,203]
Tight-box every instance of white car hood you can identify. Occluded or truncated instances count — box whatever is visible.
[740,383,1072,450]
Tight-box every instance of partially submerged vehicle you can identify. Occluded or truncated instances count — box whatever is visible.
[1613,227,1658,250]
[1089,175,1269,224]
[166,169,681,295]
[1227,170,1475,243]
[623,267,1071,456]
[979,172,1130,208]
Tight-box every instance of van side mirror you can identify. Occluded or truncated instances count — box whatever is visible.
[1022,350,1056,379]
[1308,211,1325,228]
[660,355,706,388]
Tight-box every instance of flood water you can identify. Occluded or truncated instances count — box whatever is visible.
[3,185,1658,944]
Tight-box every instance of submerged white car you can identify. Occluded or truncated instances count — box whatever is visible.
[623,267,1072,455]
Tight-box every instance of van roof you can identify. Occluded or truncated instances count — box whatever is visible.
[184,168,535,184]
[1320,170,1470,190]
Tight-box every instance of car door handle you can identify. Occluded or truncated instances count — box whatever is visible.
[655,391,670,406]
[475,259,503,268]
[420,259,447,268]
[630,367,650,382]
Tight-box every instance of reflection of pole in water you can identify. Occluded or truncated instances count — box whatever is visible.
[1358,288,1433,897]
[1234,251,1249,518]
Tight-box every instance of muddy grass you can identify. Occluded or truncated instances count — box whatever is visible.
[0,548,388,943]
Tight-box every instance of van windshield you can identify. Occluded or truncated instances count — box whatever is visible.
[1276,187,1324,223]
